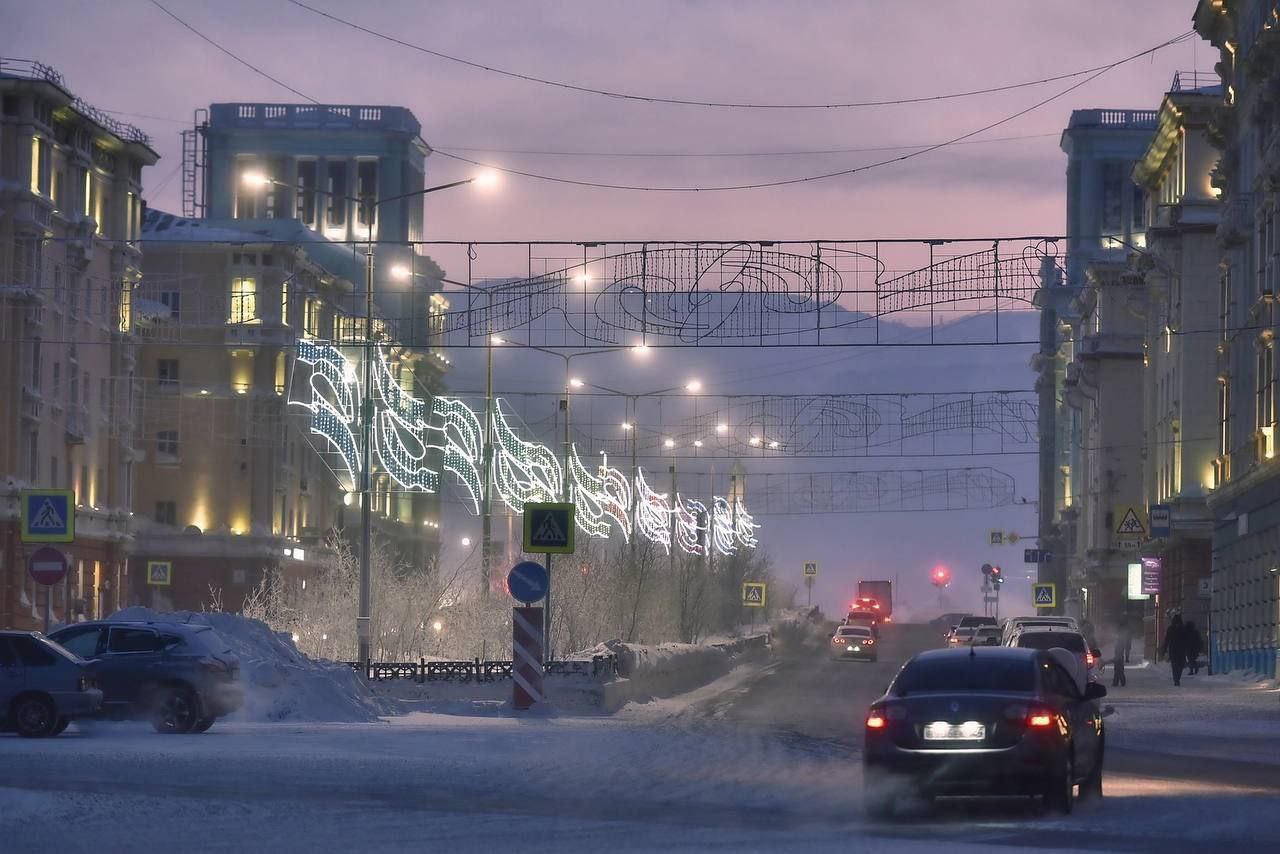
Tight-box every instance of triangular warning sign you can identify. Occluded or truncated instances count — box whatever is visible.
[31,499,66,531]
[532,513,566,545]
[744,586,762,603]
[1116,507,1145,536]
[1034,586,1054,605]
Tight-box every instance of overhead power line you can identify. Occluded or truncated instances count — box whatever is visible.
[286,0,1192,112]
[145,1,1190,193]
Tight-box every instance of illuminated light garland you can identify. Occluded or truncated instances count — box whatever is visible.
[567,445,612,539]
[674,494,708,556]
[634,467,672,554]
[595,452,632,542]
[711,496,737,556]
[734,499,760,549]
[372,346,438,492]
[291,340,360,491]
[429,397,484,514]
[492,401,561,513]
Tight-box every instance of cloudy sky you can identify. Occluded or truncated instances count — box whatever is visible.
[3,1,1205,615]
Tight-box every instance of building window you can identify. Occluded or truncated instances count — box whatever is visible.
[1258,342,1275,433]
[156,430,179,461]
[281,279,290,326]
[357,160,377,228]
[52,362,61,402]
[304,298,321,338]
[229,277,257,324]
[119,281,132,333]
[296,160,317,227]
[326,162,347,227]
[1102,162,1123,234]
[160,290,181,320]
[275,351,286,395]
[155,501,177,527]
[30,136,51,196]
[157,359,179,391]
[28,432,38,482]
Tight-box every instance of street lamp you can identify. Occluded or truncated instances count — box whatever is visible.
[461,537,472,548]
[241,168,492,666]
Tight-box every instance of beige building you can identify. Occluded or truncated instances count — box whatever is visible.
[0,59,157,630]
[1132,80,1222,647]
[1063,259,1148,630]
[132,211,445,611]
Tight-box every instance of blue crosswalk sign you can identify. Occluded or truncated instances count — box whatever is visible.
[21,490,75,543]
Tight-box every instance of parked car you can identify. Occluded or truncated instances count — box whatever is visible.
[956,615,998,630]
[49,621,242,734]
[830,625,878,662]
[0,631,103,738]
[863,647,1107,817]
[930,612,971,629]
[945,626,976,647]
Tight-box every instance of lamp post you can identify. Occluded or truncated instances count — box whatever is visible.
[241,168,496,665]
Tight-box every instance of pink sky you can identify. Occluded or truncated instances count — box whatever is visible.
[4,0,1200,241]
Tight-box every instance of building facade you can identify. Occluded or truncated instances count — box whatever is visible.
[1131,80,1222,655]
[0,59,157,629]
[1034,108,1157,626]
[1196,0,1280,677]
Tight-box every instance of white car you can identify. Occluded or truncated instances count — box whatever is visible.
[1000,615,1079,645]
[1006,626,1100,683]
[945,626,976,647]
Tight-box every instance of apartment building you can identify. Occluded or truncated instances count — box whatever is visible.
[1034,108,1156,622]
[1195,0,1280,677]
[1131,77,1222,650]
[0,59,157,629]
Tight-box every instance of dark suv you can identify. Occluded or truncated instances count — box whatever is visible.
[49,621,242,733]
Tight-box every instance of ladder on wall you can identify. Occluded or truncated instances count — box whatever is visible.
[180,108,208,219]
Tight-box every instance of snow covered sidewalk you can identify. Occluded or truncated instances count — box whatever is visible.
[1102,660,1280,764]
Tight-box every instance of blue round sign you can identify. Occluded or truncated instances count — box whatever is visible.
[507,560,549,604]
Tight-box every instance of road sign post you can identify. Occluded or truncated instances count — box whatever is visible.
[146,561,173,586]
[21,489,75,543]
[512,606,545,710]
[523,503,576,662]
[507,561,549,605]
[802,562,817,606]
[1033,582,1056,611]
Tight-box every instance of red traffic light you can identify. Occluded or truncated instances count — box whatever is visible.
[931,565,951,586]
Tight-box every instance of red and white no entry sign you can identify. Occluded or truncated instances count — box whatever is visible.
[27,546,69,586]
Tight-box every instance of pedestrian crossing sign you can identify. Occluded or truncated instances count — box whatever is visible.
[523,502,576,554]
[146,561,172,587]
[1033,583,1056,608]
[20,489,75,543]
[742,582,767,608]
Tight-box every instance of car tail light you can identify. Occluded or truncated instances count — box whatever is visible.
[883,616,892,623]
[866,711,887,729]
[864,639,875,645]
[833,638,846,645]
[1027,710,1056,728]
[1085,651,1096,667]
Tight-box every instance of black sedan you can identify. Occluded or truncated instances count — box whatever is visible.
[863,646,1105,817]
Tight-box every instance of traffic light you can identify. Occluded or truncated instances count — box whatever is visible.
[981,563,993,577]
[991,565,1004,586]
[931,565,951,587]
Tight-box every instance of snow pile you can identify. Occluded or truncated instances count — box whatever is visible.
[110,608,389,723]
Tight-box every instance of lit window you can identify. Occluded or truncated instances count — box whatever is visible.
[229,277,257,324]
[281,279,290,326]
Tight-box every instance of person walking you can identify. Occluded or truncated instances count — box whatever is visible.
[1116,621,1133,665]
[1185,620,1204,675]
[1161,613,1188,686]
[1110,637,1127,687]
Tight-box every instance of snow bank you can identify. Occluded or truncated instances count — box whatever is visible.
[110,608,389,723]
[590,633,770,709]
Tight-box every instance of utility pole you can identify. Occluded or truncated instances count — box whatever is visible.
[480,335,494,597]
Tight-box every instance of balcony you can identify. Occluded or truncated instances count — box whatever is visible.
[1078,332,1144,358]
[226,322,295,348]
[1219,193,1254,246]
[20,385,42,424]
[210,103,420,136]
[65,405,87,444]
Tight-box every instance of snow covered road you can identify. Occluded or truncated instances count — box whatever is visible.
[3,624,1277,853]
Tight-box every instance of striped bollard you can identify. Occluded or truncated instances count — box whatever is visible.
[512,606,545,710]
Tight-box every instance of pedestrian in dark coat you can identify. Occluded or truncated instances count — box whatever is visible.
[1116,621,1132,664]
[1161,614,1188,686]
[1111,638,1127,687]
[1185,621,1204,675]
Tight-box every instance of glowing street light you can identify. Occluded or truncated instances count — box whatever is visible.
[716,423,728,434]
[769,441,780,449]
[573,272,590,286]
[749,437,761,447]
[474,168,500,189]
[663,438,676,449]
[240,171,269,188]
[621,422,633,431]
[432,620,443,633]
[461,537,472,547]
[684,379,703,393]
[569,377,585,389]
[631,344,650,356]
[693,440,704,448]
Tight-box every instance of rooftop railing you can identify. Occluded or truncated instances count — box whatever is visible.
[0,56,151,146]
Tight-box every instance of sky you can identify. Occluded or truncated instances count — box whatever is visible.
[2,0,1206,617]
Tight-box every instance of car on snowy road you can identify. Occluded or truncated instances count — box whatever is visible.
[863,646,1106,818]
[830,624,878,661]
[49,621,242,734]
[0,631,102,738]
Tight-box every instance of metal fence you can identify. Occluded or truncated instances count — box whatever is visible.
[346,655,619,683]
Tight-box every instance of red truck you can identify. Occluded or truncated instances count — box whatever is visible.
[855,580,893,623]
